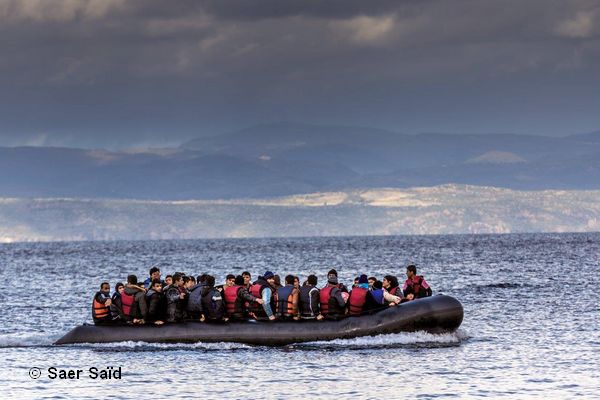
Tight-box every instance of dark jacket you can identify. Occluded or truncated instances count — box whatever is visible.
[363,289,386,314]
[299,285,320,319]
[124,286,148,320]
[110,292,127,323]
[146,289,166,322]
[186,283,204,318]
[165,284,187,323]
[201,286,225,321]
[326,286,347,320]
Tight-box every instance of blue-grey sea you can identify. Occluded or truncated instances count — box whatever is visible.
[2,233,599,399]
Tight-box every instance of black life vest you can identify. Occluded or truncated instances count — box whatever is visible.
[121,292,135,317]
[224,285,244,317]
[276,286,295,318]
[348,287,368,315]
[92,292,111,321]
[299,285,319,318]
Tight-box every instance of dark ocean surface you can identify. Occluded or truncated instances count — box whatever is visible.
[2,233,599,399]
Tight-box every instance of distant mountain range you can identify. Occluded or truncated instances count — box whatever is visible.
[2,122,600,199]
[2,185,600,242]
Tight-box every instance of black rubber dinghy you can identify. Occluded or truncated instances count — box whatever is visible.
[55,294,463,346]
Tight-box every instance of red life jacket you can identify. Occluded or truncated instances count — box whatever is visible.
[121,292,135,316]
[92,295,110,320]
[405,276,427,298]
[388,286,400,296]
[249,283,269,316]
[223,285,241,316]
[348,287,368,315]
[319,286,334,315]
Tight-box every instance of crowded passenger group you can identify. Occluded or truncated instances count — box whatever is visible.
[91,265,433,326]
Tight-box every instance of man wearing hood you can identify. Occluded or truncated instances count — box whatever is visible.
[110,282,127,324]
[248,271,277,321]
[200,275,226,322]
[325,269,349,293]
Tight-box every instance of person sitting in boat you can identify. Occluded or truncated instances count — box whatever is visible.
[92,282,113,325]
[364,280,386,313]
[299,274,323,320]
[320,275,347,320]
[326,269,349,293]
[110,282,127,324]
[200,275,226,322]
[348,274,369,316]
[186,275,204,321]
[224,275,262,321]
[123,275,148,324]
[248,271,277,321]
[275,275,300,320]
[383,275,403,298]
[146,279,166,325]
[165,273,187,323]
[242,271,252,290]
[143,266,162,289]
[403,265,432,300]
[368,276,377,290]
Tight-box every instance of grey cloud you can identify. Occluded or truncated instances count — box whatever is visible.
[1,0,600,148]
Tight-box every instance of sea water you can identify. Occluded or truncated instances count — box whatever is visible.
[2,233,599,399]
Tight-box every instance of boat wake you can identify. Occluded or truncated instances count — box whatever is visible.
[0,331,58,348]
[0,328,469,351]
[292,329,470,350]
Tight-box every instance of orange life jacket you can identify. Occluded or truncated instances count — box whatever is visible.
[92,295,110,320]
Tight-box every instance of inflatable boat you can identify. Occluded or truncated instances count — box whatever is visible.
[54,294,463,346]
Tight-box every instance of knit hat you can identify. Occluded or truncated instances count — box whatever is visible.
[328,269,338,277]
[358,274,368,284]
[263,271,275,279]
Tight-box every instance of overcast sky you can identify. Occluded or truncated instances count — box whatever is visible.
[1,0,600,148]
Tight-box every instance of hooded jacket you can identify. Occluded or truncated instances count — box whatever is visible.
[146,288,166,322]
[201,285,225,321]
[124,285,148,320]
[165,284,186,323]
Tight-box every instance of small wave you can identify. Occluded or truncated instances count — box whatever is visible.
[0,331,57,348]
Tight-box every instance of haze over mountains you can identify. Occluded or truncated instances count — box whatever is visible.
[2,122,600,200]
